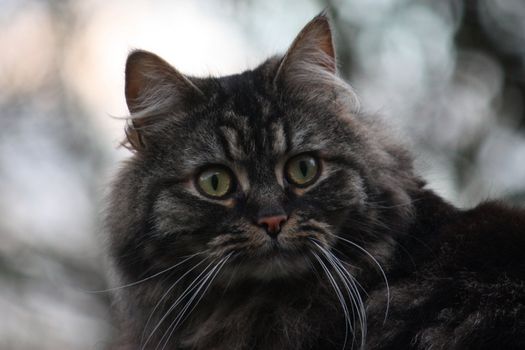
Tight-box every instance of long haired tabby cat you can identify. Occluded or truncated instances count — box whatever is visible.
[106,14,525,350]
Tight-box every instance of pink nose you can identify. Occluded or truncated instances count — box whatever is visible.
[257,215,288,237]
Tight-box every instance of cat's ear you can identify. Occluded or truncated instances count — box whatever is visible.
[124,50,203,151]
[274,13,337,90]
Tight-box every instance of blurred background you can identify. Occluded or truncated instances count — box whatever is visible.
[0,0,524,348]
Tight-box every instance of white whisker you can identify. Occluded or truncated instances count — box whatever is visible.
[327,232,391,324]
[312,251,352,350]
[87,253,202,293]
[139,257,208,347]
[141,258,216,350]
[158,254,232,350]
[312,240,367,349]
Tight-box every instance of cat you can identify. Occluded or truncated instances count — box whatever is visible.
[106,14,525,350]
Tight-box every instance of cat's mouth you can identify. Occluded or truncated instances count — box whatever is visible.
[220,240,316,281]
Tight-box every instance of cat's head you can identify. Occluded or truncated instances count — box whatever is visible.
[108,15,420,284]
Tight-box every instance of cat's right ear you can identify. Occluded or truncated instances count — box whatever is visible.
[124,50,203,151]
[273,14,336,92]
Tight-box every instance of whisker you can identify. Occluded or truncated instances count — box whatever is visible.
[139,257,208,346]
[305,221,385,307]
[327,232,391,324]
[221,254,240,296]
[86,253,202,293]
[365,197,422,209]
[141,258,216,350]
[312,251,352,350]
[156,262,221,350]
[339,215,422,271]
[312,240,367,349]
[321,249,370,300]
[158,254,232,350]
[329,246,362,271]
[139,257,208,347]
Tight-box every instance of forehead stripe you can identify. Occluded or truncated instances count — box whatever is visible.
[271,122,287,155]
[282,119,292,154]
[219,126,246,161]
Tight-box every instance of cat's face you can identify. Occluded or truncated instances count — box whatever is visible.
[110,16,417,286]
[141,81,367,280]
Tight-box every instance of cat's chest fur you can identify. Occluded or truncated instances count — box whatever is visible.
[176,283,344,350]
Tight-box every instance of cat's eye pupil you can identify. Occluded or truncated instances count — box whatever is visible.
[196,167,233,198]
[286,154,320,187]
[211,174,219,190]
[299,161,308,177]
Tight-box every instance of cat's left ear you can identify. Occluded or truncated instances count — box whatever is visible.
[273,13,337,92]
[124,50,203,151]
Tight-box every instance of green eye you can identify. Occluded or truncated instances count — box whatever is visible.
[285,154,320,187]
[197,166,234,198]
